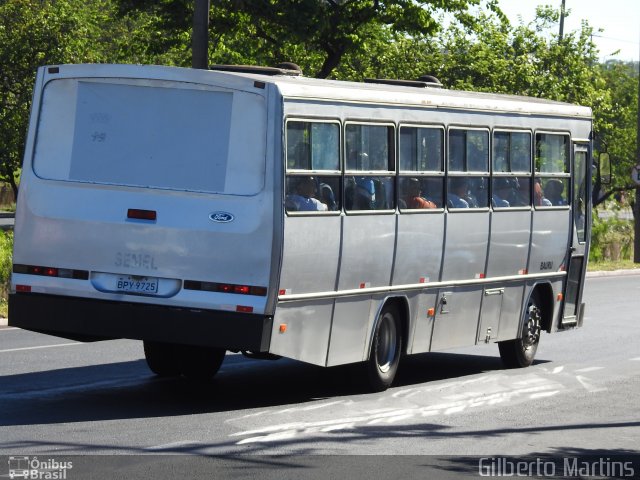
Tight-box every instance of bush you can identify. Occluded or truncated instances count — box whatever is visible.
[0,231,13,316]
[590,213,634,262]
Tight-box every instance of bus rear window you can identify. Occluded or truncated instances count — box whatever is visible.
[33,79,266,195]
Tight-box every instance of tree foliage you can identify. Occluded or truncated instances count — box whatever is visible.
[0,0,126,197]
[0,0,637,208]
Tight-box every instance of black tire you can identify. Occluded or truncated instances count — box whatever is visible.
[180,345,226,380]
[143,341,182,377]
[366,303,403,392]
[499,292,542,368]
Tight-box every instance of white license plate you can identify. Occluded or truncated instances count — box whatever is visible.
[116,276,159,294]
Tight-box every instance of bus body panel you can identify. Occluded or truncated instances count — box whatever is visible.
[279,215,341,295]
[10,65,280,349]
[327,296,374,366]
[441,212,490,281]
[486,210,532,277]
[529,210,571,275]
[269,299,334,366]
[495,283,526,341]
[337,215,396,291]
[393,213,445,286]
[409,290,438,354]
[430,287,483,351]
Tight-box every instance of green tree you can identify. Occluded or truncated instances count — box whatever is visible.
[115,0,503,78]
[594,60,639,205]
[0,0,126,198]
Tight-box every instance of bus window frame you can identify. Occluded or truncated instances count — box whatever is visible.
[446,126,491,212]
[284,117,342,216]
[534,130,572,210]
[344,120,396,215]
[491,128,533,211]
[398,123,445,213]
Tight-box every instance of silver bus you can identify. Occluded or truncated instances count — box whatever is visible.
[9,64,591,391]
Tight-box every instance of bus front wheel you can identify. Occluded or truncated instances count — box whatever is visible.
[366,303,402,392]
[499,292,542,368]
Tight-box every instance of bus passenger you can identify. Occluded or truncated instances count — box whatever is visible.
[534,179,552,206]
[492,178,513,208]
[285,176,328,211]
[447,178,470,208]
[544,179,567,206]
[403,178,436,209]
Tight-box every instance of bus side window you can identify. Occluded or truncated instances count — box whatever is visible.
[448,128,489,209]
[398,125,444,211]
[285,120,341,213]
[535,133,570,207]
[345,123,395,212]
[492,131,532,209]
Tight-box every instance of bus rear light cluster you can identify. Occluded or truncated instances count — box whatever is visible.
[13,264,89,280]
[184,280,267,297]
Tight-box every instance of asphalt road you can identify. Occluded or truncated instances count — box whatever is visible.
[0,274,639,477]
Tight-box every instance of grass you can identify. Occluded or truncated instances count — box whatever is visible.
[0,231,12,319]
[587,259,640,271]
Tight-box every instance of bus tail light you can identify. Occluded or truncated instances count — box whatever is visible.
[13,264,89,280]
[184,280,267,297]
[127,208,157,221]
[16,285,32,293]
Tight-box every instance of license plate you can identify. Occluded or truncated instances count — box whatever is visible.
[116,276,159,294]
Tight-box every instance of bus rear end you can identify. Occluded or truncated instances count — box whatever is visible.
[9,65,278,375]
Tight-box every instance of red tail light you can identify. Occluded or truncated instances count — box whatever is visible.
[184,280,267,297]
[127,209,157,221]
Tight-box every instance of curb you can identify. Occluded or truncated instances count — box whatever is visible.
[586,268,640,278]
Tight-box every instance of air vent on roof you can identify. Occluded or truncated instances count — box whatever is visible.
[364,75,443,89]
[209,63,303,76]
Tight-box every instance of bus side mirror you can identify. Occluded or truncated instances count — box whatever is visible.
[599,152,611,185]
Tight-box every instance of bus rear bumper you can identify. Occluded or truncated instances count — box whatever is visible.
[8,293,273,352]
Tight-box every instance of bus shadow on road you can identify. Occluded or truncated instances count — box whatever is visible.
[0,351,549,427]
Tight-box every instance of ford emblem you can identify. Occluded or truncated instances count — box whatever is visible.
[209,211,235,223]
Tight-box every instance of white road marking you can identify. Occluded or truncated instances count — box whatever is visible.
[575,366,605,373]
[145,441,201,451]
[230,375,566,444]
[575,375,607,393]
[0,342,80,353]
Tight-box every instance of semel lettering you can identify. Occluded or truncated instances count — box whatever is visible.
[115,252,158,270]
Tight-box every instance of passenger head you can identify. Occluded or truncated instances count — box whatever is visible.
[494,177,516,196]
[544,179,564,199]
[296,176,316,197]
[406,178,421,197]
[450,177,468,195]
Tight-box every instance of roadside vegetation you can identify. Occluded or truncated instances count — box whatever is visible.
[0,231,13,317]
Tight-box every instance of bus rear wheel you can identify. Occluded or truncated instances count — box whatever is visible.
[143,341,182,377]
[144,341,226,380]
[179,345,226,380]
[499,292,542,368]
[366,303,402,392]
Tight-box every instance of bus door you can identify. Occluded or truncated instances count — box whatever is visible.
[562,143,591,327]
